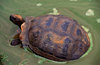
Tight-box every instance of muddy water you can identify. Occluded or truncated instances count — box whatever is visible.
[0,0,100,65]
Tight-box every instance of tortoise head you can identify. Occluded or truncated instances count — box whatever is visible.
[10,14,25,27]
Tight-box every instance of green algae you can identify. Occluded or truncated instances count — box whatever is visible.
[81,26,93,58]
[49,8,60,15]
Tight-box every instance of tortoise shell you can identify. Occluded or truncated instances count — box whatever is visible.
[10,15,90,61]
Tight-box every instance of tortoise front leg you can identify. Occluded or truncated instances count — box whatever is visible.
[10,29,22,46]
[11,39,21,46]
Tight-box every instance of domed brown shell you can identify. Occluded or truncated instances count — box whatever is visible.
[20,15,90,61]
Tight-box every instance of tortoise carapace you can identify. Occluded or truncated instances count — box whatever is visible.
[10,14,90,61]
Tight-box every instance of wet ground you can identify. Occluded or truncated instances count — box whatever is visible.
[0,0,100,65]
